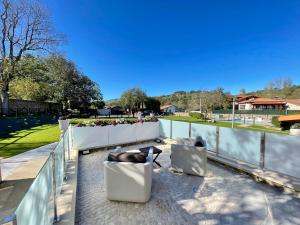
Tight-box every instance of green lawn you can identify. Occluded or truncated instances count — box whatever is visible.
[162,116,289,135]
[0,124,60,158]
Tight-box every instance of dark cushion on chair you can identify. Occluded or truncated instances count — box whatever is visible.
[194,136,205,147]
[108,152,148,163]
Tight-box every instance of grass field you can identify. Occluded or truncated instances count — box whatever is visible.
[162,116,289,135]
[70,116,288,134]
[0,124,60,158]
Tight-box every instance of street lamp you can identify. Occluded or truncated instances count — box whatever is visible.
[232,97,236,128]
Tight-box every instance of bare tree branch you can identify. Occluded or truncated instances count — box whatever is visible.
[0,0,64,112]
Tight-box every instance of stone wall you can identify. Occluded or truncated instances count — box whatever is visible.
[1,99,62,115]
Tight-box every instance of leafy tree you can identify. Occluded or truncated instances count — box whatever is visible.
[145,97,161,113]
[120,88,146,116]
[0,0,62,114]
[9,77,49,101]
[45,55,102,111]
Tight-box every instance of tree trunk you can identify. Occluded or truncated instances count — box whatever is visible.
[0,88,9,115]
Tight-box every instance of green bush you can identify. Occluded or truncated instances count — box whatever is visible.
[189,112,204,120]
[271,116,281,128]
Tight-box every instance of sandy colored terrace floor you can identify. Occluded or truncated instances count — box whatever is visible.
[75,142,300,225]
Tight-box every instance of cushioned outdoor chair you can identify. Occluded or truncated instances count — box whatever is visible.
[104,149,153,203]
[171,137,207,176]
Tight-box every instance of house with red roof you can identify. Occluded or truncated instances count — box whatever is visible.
[237,96,286,110]
[160,104,179,113]
[285,99,300,110]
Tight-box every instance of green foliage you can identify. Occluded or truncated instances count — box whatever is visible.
[213,109,300,115]
[0,124,60,158]
[8,54,102,111]
[291,123,300,129]
[189,112,204,120]
[10,77,50,101]
[156,88,231,111]
[163,116,289,135]
[120,88,147,114]
[145,97,161,112]
[271,116,281,128]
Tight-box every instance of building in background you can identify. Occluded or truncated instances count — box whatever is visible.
[285,99,300,110]
[237,97,286,110]
[160,104,179,113]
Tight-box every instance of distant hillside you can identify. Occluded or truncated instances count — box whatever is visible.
[105,84,300,111]
[105,98,119,105]
[154,85,300,111]
[248,85,300,99]
[155,89,232,111]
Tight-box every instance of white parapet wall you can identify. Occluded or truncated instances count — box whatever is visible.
[70,122,160,151]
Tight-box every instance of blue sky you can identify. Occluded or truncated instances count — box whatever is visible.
[43,0,300,100]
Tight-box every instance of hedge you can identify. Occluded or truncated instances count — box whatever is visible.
[212,109,300,115]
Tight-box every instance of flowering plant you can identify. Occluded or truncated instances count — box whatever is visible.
[75,117,158,127]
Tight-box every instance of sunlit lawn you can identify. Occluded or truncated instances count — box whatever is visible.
[163,116,289,135]
[0,124,60,158]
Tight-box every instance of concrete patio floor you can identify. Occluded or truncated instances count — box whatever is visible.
[75,142,300,225]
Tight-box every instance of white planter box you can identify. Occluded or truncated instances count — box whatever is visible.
[70,122,159,151]
[136,122,159,141]
[71,126,109,150]
[108,124,137,145]
[290,128,300,136]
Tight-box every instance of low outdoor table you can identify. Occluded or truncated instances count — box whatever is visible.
[139,146,162,167]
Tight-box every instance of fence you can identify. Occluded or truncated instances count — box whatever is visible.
[159,119,300,179]
[212,109,300,115]
[1,127,69,225]
[0,115,58,135]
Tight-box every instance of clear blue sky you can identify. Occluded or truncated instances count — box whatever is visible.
[43,0,300,100]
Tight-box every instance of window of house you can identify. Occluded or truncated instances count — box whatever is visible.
[239,104,246,110]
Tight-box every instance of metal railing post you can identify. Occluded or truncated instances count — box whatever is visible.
[216,126,220,156]
[51,152,59,222]
[259,132,266,169]
[189,122,191,138]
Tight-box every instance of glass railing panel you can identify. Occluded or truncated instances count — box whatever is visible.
[191,123,217,151]
[265,133,300,178]
[63,128,70,160]
[172,121,189,139]
[158,119,171,138]
[14,156,54,225]
[54,139,64,195]
[218,127,261,166]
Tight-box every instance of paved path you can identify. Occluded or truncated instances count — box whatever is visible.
[0,142,57,179]
[75,142,300,225]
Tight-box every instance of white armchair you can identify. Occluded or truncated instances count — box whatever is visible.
[104,150,153,203]
[171,138,207,176]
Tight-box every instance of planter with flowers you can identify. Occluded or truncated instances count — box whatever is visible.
[70,117,159,150]
[290,123,300,136]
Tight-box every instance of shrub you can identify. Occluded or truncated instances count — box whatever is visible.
[189,112,204,120]
[271,116,281,128]
[291,123,300,129]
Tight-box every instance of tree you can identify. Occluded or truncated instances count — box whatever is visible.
[239,88,246,95]
[9,77,49,100]
[45,55,102,111]
[282,78,293,99]
[120,88,146,116]
[145,97,161,113]
[0,0,62,114]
